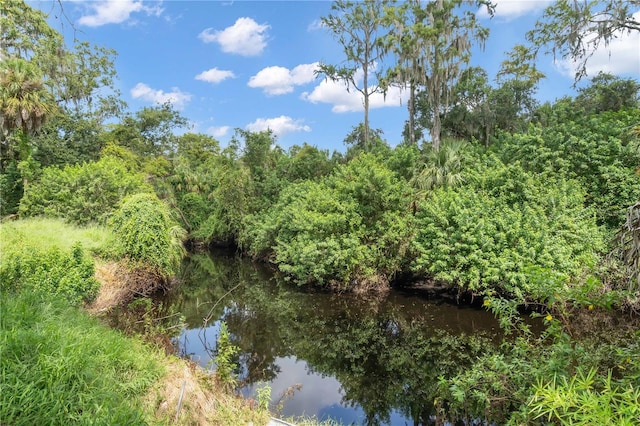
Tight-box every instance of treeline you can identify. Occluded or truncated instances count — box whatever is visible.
[3,74,638,307]
[2,0,639,304]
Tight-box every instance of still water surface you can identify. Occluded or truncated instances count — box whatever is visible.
[165,251,502,425]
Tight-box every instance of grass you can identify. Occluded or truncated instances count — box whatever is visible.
[1,290,164,425]
[0,217,113,261]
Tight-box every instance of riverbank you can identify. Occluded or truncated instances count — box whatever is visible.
[0,218,272,425]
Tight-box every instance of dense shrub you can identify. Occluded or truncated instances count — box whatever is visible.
[491,108,640,227]
[412,162,604,298]
[0,243,99,305]
[109,193,185,277]
[242,154,412,289]
[19,155,152,225]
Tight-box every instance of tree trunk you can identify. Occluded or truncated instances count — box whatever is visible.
[363,62,370,151]
[408,82,416,145]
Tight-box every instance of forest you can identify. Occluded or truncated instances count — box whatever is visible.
[1,0,639,425]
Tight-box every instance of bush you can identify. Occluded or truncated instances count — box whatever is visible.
[0,243,99,305]
[19,155,152,225]
[529,368,640,425]
[491,108,640,227]
[242,155,412,289]
[109,193,185,277]
[412,162,604,299]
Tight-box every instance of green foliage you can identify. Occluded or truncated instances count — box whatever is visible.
[384,142,420,181]
[575,72,640,114]
[412,161,604,298]
[279,143,336,182]
[242,154,412,289]
[529,368,640,425]
[528,0,640,82]
[19,155,152,225]
[109,193,185,277]
[212,321,240,390]
[197,161,255,244]
[492,107,640,227]
[0,57,56,140]
[106,103,187,158]
[437,318,640,424]
[384,0,493,150]
[412,139,466,192]
[175,132,220,167]
[0,290,163,425]
[255,383,272,411]
[0,243,99,305]
[0,160,22,216]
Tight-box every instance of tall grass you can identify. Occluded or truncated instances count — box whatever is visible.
[0,290,164,425]
[0,217,113,261]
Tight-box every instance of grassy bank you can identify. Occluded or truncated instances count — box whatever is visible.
[0,218,271,425]
[1,290,163,424]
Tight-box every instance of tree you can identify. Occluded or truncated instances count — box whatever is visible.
[1,0,123,214]
[490,44,545,134]
[0,58,56,144]
[318,0,390,150]
[435,66,493,145]
[575,72,640,113]
[528,0,640,82]
[106,103,188,158]
[343,122,389,159]
[611,201,640,295]
[384,0,493,150]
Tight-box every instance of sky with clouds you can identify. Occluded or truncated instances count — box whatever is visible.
[32,0,640,152]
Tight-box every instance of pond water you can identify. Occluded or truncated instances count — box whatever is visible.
[165,251,503,425]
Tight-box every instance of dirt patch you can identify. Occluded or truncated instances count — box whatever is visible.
[142,356,270,425]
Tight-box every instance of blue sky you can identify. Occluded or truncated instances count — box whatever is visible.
[33,1,640,152]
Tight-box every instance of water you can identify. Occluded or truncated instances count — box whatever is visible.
[165,251,503,425]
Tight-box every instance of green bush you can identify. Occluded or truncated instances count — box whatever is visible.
[19,155,152,225]
[491,108,640,227]
[529,368,640,425]
[109,193,185,277]
[0,160,22,216]
[412,162,604,298]
[0,243,99,305]
[242,155,412,289]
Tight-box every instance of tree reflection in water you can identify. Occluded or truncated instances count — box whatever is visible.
[166,252,501,426]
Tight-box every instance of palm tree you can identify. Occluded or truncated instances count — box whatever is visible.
[0,57,56,142]
[612,201,640,298]
[412,139,466,191]
[409,139,466,214]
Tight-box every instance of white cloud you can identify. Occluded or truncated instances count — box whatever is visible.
[195,68,235,84]
[302,70,408,113]
[207,125,230,138]
[556,11,640,78]
[130,82,191,109]
[478,0,552,21]
[246,116,311,136]
[307,19,324,31]
[248,63,319,95]
[198,17,269,56]
[78,0,163,27]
